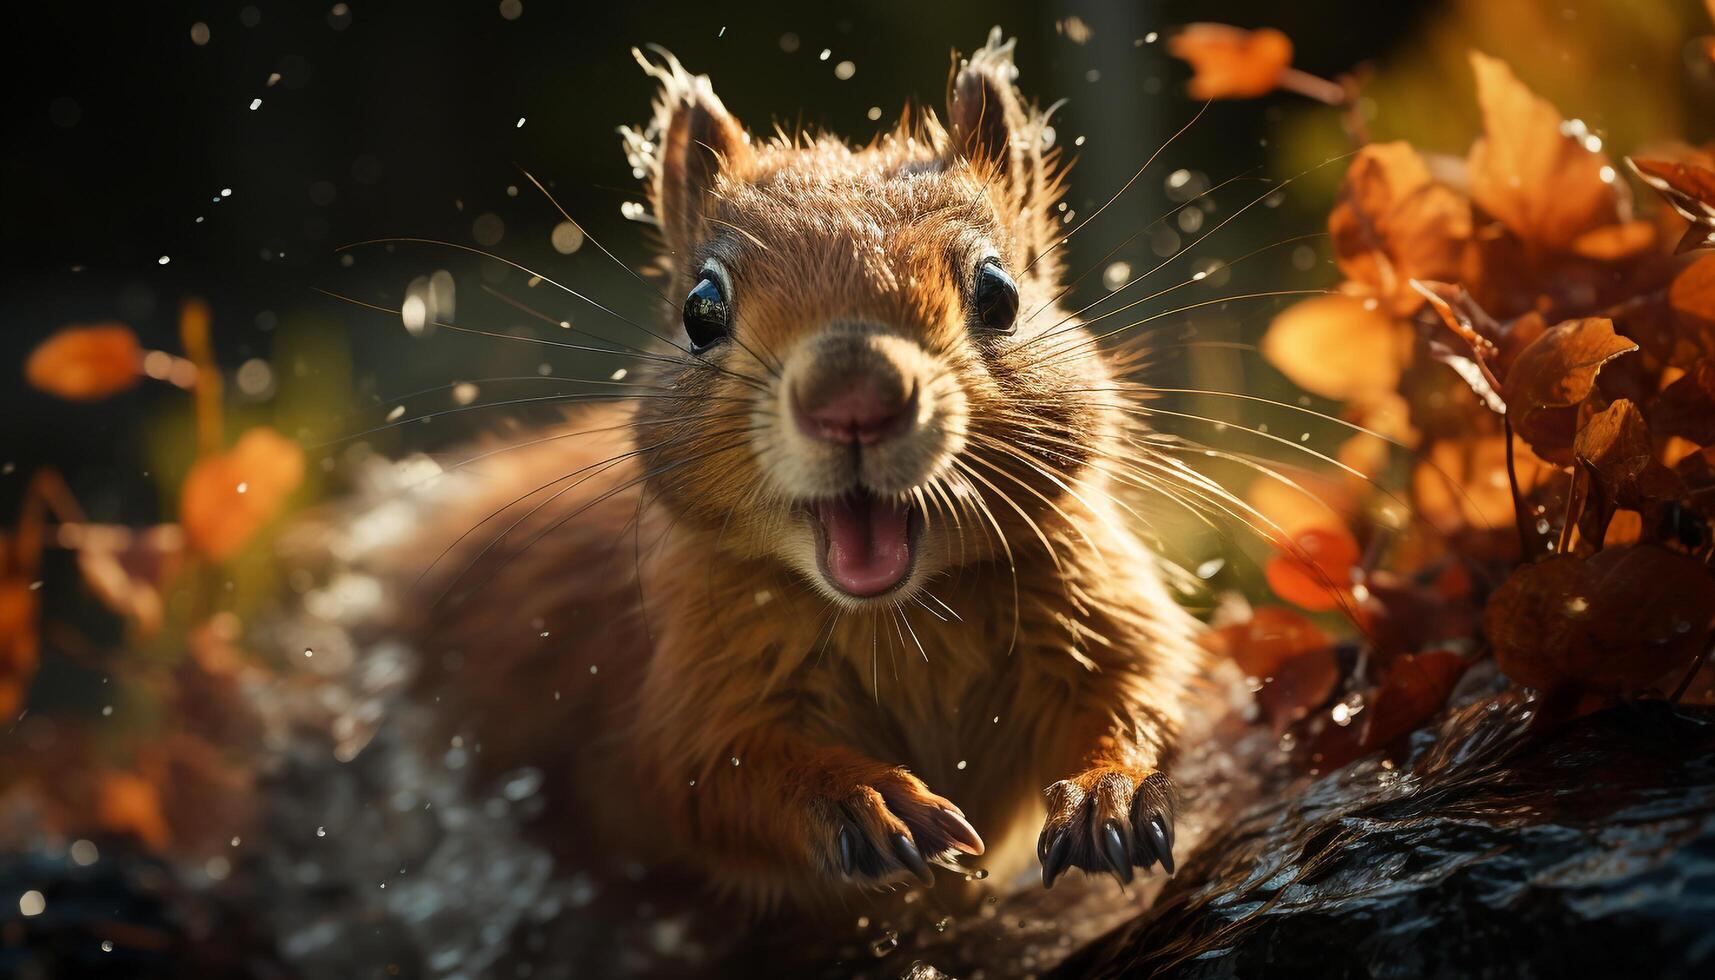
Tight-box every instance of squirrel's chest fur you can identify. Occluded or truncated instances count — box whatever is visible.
[386,402,1201,886]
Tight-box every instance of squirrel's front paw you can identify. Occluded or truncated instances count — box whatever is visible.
[1037,767,1176,888]
[812,769,984,887]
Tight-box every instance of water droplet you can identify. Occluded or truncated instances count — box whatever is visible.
[731,756,741,767]
[935,916,952,932]
[551,220,585,254]
[101,940,114,953]
[869,930,899,957]
[315,826,326,838]
[1102,261,1132,292]
[956,759,968,770]
[18,891,45,916]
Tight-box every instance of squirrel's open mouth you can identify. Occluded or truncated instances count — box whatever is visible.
[811,491,921,598]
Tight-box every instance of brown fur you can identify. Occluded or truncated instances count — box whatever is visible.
[381,29,1205,911]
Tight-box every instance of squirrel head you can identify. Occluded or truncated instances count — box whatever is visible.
[626,30,1115,606]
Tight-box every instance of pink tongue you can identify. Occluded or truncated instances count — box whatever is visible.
[818,494,911,596]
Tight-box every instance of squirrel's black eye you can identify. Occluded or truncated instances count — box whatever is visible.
[682,275,730,352]
[973,259,1019,334]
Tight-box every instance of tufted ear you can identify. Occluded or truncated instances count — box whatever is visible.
[946,29,1055,263]
[625,47,753,264]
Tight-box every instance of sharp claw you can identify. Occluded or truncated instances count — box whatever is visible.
[1100,820,1134,884]
[1131,817,1159,870]
[937,808,986,856]
[1042,830,1072,889]
[837,825,857,876]
[1145,816,1175,874]
[891,832,934,887]
[1037,826,1049,862]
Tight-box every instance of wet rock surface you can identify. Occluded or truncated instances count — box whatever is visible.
[1055,693,1715,980]
[7,686,1712,978]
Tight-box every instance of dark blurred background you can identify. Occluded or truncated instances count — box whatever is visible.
[2,0,1470,521]
[9,0,1708,530]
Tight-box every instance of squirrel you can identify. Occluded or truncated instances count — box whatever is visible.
[378,28,1205,910]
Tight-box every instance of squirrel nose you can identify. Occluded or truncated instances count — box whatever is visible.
[795,377,916,446]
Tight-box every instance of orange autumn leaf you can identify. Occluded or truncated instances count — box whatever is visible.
[96,771,172,850]
[1412,434,1556,532]
[1501,317,1637,462]
[1485,546,1715,695]
[1668,253,1715,361]
[1215,605,1331,680]
[1629,157,1715,254]
[1568,220,1657,261]
[0,576,39,719]
[1262,294,1413,401]
[180,427,306,561]
[1466,52,1623,250]
[25,323,143,401]
[1248,470,1358,539]
[1264,527,1361,612]
[1167,24,1293,100]
[1331,143,1472,316]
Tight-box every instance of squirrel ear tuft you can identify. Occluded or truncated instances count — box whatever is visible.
[946,29,1054,261]
[948,29,1029,177]
[626,47,752,261]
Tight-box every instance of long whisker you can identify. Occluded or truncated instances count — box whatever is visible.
[1024,100,1211,275]
[517,165,675,308]
[1029,168,1268,322]
[313,286,735,381]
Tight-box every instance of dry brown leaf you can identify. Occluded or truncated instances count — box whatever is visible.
[25,323,143,401]
[1256,645,1340,732]
[1573,399,1681,512]
[1167,24,1293,100]
[1629,157,1715,254]
[1357,649,1470,749]
[180,427,306,561]
[1466,52,1623,250]
[1413,280,1506,413]
[1262,294,1413,401]
[1501,317,1637,461]
[1649,361,1715,444]
[1486,546,1715,694]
